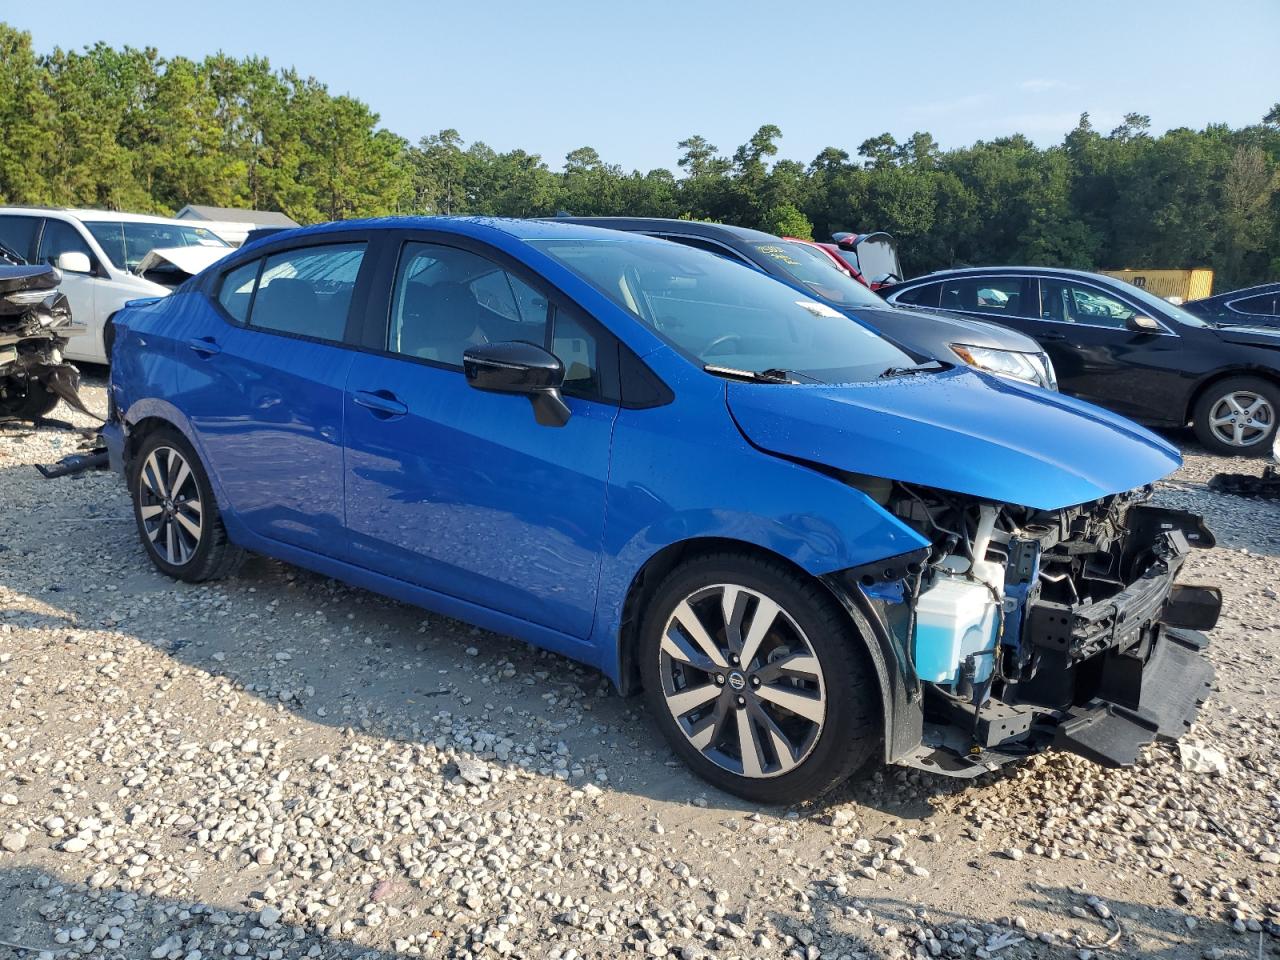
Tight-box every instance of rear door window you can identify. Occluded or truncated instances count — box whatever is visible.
[939,277,1030,317]
[215,242,367,342]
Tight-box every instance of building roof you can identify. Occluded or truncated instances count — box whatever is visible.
[176,205,299,227]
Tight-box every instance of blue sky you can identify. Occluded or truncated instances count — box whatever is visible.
[7,0,1278,172]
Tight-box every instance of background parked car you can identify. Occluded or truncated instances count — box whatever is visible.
[1184,282,1280,329]
[886,266,1280,455]
[0,207,234,363]
[554,218,1056,390]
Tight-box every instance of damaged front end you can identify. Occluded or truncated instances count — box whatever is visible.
[831,482,1219,777]
[0,262,92,422]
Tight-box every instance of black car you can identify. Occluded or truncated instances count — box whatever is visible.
[552,218,1057,391]
[1185,282,1280,330]
[885,267,1280,456]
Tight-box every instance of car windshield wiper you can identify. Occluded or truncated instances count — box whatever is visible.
[0,240,25,265]
[879,360,945,379]
[703,364,800,384]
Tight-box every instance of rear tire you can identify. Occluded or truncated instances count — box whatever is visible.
[638,552,881,804]
[1193,376,1279,456]
[129,427,242,582]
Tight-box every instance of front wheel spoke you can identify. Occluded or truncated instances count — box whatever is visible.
[748,699,800,774]
[671,601,728,668]
[666,682,720,719]
[720,586,748,654]
[165,520,179,561]
[170,458,192,499]
[1226,395,1246,415]
[142,455,167,498]
[173,510,201,540]
[738,596,780,670]
[139,504,164,520]
[734,708,764,778]
[754,652,821,685]
[1210,413,1233,426]
[756,682,825,724]
[661,629,716,674]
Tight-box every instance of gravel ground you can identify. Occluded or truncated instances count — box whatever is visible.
[1,374,1278,960]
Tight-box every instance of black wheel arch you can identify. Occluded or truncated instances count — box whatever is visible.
[615,537,907,761]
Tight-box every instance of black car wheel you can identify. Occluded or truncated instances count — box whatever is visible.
[129,427,243,582]
[639,552,881,804]
[1193,376,1280,456]
[0,381,58,422]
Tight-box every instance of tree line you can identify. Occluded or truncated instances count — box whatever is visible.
[1,24,1277,288]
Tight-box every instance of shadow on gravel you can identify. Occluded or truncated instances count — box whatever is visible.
[0,863,416,959]
[0,456,995,826]
[764,881,1240,960]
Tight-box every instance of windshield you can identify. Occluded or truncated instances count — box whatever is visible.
[748,240,886,309]
[1116,279,1212,328]
[85,221,230,272]
[528,237,916,384]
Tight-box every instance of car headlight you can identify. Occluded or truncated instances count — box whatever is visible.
[950,344,1057,391]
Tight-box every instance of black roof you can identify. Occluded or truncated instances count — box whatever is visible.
[549,216,782,245]
[1190,280,1280,305]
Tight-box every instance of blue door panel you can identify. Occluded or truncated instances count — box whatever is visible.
[343,352,616,638]
[167,299,352,552]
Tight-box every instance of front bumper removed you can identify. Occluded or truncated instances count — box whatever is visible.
[897,522,1220,778]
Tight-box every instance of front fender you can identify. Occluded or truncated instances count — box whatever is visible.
[119,397,234,517]
[589,393,929,684]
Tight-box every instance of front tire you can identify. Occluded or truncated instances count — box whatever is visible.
[638,552,881,804]
[129,427,242,582]
[1193,376,1279,456]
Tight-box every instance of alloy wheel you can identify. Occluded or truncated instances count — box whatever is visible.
[137,446,204,565]
[1208,390,1275,448]
[657,583,826,779]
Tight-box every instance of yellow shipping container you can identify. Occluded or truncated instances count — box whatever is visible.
[1100,268,1214,303]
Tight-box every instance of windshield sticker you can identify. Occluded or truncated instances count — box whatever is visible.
[756,244,802,266]
[794,300,844,318]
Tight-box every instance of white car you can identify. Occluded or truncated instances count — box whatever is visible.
[0,208,234,364]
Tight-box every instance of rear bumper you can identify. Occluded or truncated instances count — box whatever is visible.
[102,420,126,474]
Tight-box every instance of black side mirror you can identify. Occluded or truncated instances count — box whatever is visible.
[463,340,571,427]
[1126,314,1160,333]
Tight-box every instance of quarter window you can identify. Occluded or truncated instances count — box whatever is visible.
[217,261,260,323]
[1040,279,1135,329]
[893,283,941,308]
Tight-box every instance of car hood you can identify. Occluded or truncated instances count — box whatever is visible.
[727,367,1180,510]
[844,304,1044,354]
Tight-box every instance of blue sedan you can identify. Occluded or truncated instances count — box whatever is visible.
[104,217,1217,802]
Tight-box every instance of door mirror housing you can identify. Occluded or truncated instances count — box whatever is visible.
[463,340,571,427]
[1127,314,1160,332]
[54,251,92,275]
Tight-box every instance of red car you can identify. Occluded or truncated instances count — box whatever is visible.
[786,232,903,292]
